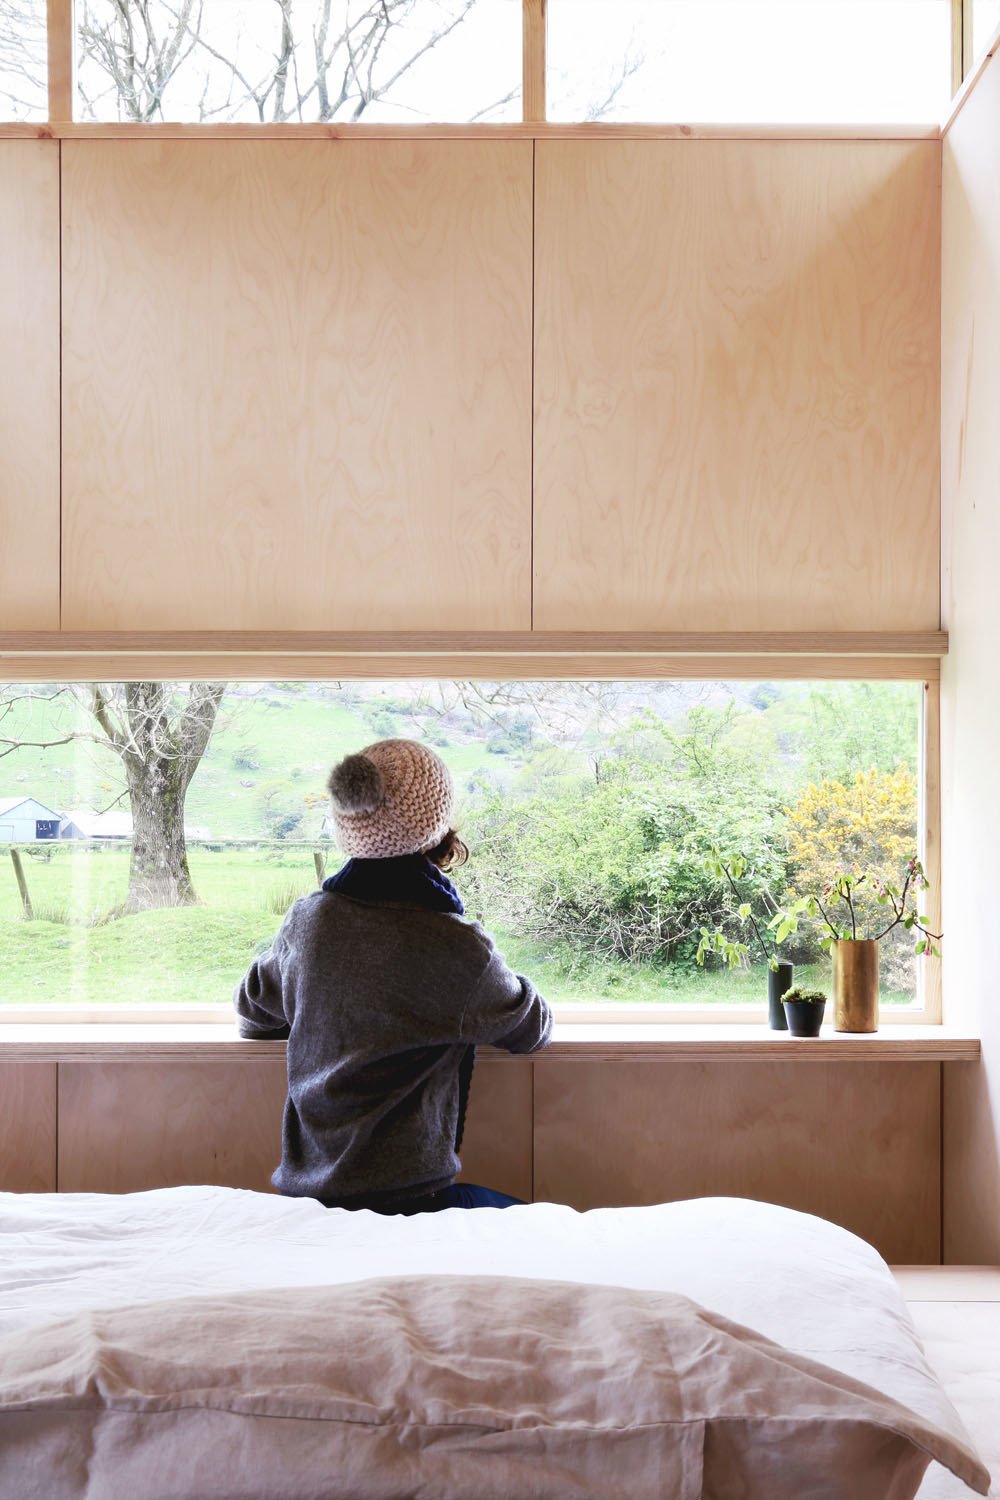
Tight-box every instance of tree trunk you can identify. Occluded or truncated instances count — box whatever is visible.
[123,756,197,912]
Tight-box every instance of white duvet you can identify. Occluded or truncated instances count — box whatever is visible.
[0,1188,987,1499]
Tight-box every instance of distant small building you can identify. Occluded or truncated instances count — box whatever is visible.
[0,797,63,843]
[59,809,133,840]
[57,810,210,841]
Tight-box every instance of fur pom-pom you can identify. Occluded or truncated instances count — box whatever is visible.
[327,753,384,815]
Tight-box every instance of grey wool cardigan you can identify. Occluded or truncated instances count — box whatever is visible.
[234,890,552,1207]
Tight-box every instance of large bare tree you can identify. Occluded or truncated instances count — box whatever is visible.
[75,0,515,123]
[0,682,226,914]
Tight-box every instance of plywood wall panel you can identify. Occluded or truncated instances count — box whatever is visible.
[0,1063,57,1191]
[0,143,59,629]
[456,1055,533,1201]
[940,49,1000,1265]
[57,1055,532,1201]
[58,1060,288,1193]
[533,1059,940,1263]
[534,141,941,632]
[61,141,532,631]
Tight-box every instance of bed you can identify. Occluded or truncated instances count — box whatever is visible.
[0,1188,990,1500]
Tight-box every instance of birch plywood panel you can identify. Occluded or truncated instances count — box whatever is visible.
[940,47,1000,1268]
[0,143,59,629]
[533,1059,940,1263]
[57,1055,532,1200]
[61,141,532,630]
[58,1060,288,1192]
[0,1063,56,1191]
[534,141,941,632]
[456,1055,533,1201]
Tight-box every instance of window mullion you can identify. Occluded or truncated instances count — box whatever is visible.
[523,0,547,122]
[46,0,74,122]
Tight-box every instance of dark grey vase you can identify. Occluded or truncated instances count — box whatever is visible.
[783,998,826,1037]
[767,962,794,1030]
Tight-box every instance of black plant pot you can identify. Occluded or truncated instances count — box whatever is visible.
[767,962,793,1030]
[783,998,826,1037]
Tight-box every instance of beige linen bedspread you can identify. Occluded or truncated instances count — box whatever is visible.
[0,1274,989,1500]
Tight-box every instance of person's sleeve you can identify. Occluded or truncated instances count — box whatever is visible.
[233,921,292,1041]
[463,947,552,1053]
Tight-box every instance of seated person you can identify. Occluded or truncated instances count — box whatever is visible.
[234,737,551,1213]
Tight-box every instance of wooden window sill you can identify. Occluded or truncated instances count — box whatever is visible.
[0,1023,979,1062]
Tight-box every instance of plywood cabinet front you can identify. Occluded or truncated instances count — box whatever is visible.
[0,1063,57,1191]
[532,1058,941,1263]
[61,141,532,631]
[58,1060,289,1193]
[534,140,941,631]
[0,143,59,630]
[56,1054,533,1200]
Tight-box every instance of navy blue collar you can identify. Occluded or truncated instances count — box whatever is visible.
[322,854,464,916]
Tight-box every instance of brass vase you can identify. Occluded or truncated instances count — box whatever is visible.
[832,939,879,1033]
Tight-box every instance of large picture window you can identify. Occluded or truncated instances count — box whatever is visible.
[0,677,930,1016]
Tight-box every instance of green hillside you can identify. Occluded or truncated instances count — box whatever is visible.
[0,683,536,841]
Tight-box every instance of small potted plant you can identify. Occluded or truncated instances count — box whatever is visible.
[780,986,827,1037]
[770,857,941,1034]
[696,850,793,1030]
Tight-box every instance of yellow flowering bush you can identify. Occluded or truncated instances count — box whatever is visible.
[785,767,917,894]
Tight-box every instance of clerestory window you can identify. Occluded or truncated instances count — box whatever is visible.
[4,0,998,126]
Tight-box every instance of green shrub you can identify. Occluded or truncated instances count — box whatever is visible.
[463,710,788,970]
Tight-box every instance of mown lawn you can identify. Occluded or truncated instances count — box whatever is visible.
[0,844,915,1009]
[0,845,319,1006]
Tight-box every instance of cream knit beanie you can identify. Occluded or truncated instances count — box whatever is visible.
[327,738,455,859]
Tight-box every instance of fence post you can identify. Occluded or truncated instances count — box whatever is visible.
[10,848,33,920]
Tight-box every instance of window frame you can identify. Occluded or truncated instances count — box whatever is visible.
[14,0,979,132]
[0,633,943,1026]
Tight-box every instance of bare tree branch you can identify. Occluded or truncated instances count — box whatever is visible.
[72,0,523,125]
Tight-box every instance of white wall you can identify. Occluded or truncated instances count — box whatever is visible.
[941,48,1000,1262]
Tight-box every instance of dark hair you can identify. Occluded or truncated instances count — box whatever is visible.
[424,828,469,871]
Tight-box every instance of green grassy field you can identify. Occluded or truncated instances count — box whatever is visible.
[1,844,313,1006]
[0,842,913,1009]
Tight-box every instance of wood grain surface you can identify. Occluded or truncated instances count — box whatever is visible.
[56,1055,533,1200]
[0,1063,57,1190]
[455,1054,533,1200]
[534,140,941,632]
[940,45,1000,1266]
[58,1059,289,1192]
[61,141,532,630]
[0,1023,976,1059]
[0,652,943,683]
[522,0,546,124]
[532,1058,941,1262]
[0,143,59,629]
[0,124,944,141]
[46,0,73,123]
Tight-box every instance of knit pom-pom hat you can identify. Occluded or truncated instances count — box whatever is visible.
[327,738,455,859]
